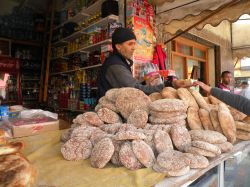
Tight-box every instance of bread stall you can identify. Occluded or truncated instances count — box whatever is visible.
[1,87,250,187]
[1,0,250,186]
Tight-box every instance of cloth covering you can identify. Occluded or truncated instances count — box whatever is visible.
[17,130,166,187]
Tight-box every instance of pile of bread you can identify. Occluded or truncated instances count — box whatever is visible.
[155,87,250,143]
[60,87,249,177]
[0,130,36,186]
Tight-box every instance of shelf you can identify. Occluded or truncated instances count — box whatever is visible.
[50,64,102,76]
[22,88,39,90]
[83,15,119,32]
[80,39,112,52]
[22,98,38,101]
[51,40,68,47]
[51,56,69,61]
[22,79,40,81]
[63,30,87,42]
[53,9,89,31]
[91,87,98,90]
[51,15,117,48]
[13,39,43,47]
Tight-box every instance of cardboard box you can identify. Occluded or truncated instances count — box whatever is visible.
[4,118,59,138]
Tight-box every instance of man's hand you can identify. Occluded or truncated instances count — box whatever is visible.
[172,79,192,88]
[193,81,212,93]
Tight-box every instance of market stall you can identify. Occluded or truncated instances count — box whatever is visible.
[1,0,250,187]
[14,129,250,187]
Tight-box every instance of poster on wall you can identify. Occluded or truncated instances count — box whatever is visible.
[133,15,154,63]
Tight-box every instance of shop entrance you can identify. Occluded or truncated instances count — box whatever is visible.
[171,36,209,83]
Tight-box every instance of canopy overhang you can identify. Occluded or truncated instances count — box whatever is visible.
[154,0,250,58]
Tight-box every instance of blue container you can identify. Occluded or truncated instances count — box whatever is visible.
[0,105,9,120]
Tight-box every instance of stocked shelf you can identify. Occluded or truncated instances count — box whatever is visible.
[83,15,119,32]
[0,37,43,47]
[61,38,111,57]
[51,40,68,47]
[50,64,102,76]
[80,39,112,52]
[53,9,89,31]
[63,30,87,42]
[51,15,117,46]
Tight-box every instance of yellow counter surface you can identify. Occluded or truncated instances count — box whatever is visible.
[18,130,166,187]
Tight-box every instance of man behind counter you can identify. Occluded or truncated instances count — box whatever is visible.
[218,71,233,92]
[97,27,189,98]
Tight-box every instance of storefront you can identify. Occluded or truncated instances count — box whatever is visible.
[0,0,250,187]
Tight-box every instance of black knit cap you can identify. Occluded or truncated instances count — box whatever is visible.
[112,27,136,50]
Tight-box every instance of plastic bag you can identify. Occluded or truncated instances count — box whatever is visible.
[20,109,58,120]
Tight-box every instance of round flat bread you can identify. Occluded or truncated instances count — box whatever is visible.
[61,137,92,161]
[132,140,155,168]
[105,88,119,102]
[183,153,209,169]
[167,165,190,177]
[149,92,162,102]
[100,123,122,134]
[70,125,96,139]
[157,150,188,171]
[149,114,187,124]
[150,110,185,119]
[98,96,118,112]
[214,142,233,153]
[115,88,151,119]
[189,130,227,144]
[170,125,191,151]
[111,139,123,166]
[118,123,137,132]
[114,131,146,141]
[91,138,114,168]
[185,146,217,158]
[0,154,36,187]
[82,112,104,127]
[154,129,173,153]
[192,141,221,155]
[89,129,109,145]
[97,108,122,124]
[149,99,187,112]
[127,109,148,128]
[119,142,143,170]
[161,87,179,99]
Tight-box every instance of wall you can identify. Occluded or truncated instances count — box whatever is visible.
[189,20,234,73]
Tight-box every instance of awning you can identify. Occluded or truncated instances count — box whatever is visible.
[155,0,250,36]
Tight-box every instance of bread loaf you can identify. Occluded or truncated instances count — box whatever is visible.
[218,103,236,143]
[199,108,214,130]
[187,107,203,130]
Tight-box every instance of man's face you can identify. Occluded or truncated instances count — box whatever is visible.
[115,39,136,60]
[222,73,233,85]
